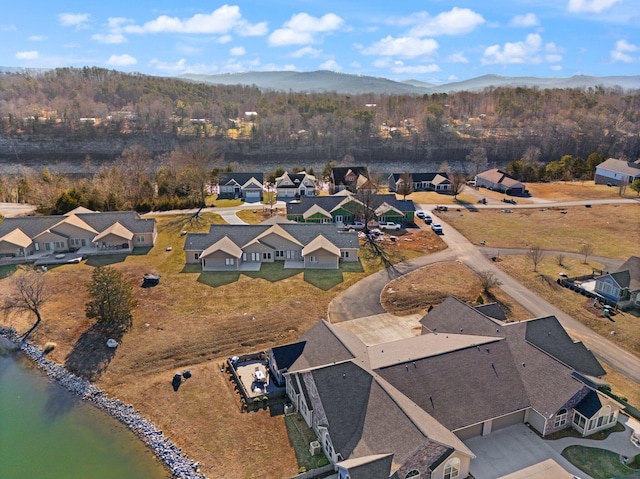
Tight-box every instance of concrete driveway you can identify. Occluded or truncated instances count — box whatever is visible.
[464,424,588,479]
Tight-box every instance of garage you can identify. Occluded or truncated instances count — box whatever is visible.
[244,191,261,202]
[492,410,526,431]
[454,423,483,441]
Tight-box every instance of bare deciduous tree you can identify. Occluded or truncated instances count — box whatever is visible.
[579,243,594,264]
[478,270,502,294]
[2,266,50,341]
[450,171,466,200]
[466,147,488,176]
[396,172,414,200]
[526,245,546,272]
[556,253,565,267]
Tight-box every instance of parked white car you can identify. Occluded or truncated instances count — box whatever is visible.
[379,222,401,231]
[431,223,443,234]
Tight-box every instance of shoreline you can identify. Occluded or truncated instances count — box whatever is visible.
[0,327,207,479]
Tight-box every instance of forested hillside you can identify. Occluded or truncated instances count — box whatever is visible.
[1,67,639,172]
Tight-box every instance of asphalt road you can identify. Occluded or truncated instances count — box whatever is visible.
[329,203,640,385]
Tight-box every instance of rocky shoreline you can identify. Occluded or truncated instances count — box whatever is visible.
[0,327,207,479]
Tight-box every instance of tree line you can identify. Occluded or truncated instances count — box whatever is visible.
[1,67,640,167]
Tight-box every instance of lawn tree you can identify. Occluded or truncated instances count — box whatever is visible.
[630,178,640,196]
[526,245,545,272]
[396,172,414,200]
[86,266,137,331]
[1,266,50,341]
[450,171,466,200]
[556,253,565,267]
[579,243,594,264]
[477,270,502,294]
[466,147,488,176]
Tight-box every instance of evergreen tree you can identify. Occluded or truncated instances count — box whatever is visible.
[86,266,137,331]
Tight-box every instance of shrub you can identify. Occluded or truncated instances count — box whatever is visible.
[43,342,56,354]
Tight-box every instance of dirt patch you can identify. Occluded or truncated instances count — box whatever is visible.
[381,261,531,321]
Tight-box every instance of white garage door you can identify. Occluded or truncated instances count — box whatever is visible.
[245,191,260,202]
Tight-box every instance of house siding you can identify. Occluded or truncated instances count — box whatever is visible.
[202,251,239,271]
[304,250,338,269]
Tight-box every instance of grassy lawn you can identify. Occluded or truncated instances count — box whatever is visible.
[561,446,640,479]
[381,261,531,321]
[284,413,330,473]
[527,180,638,201]
[0,214,442,479]
[404,190,477,205]
[442,204,640,259]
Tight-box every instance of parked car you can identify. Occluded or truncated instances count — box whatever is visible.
[502,198,517,204]
[345,222,365,230]
[380,222,401,231]
[416,211,425,218]
[431,223,443,234]
[423,214,432,225]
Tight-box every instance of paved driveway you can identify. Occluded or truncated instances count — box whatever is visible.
[464,424,589,479]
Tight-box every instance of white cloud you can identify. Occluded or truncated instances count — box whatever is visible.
[291,46,322,58]
[481,34,560,65]
[408,8,485,37]
[509,13,540,28]
[217,35,233,44]
[107,54,137,66]
[230,46,246,56]
[58,13,90,29]
[446,51,469,63]
[1,25,17,32]
[390,62,440,74]
[149,58,188,72]
[362,36,439,58]
[28,35,47,42]
[15,50,39,60]
[92,33,127,44]
[268,13,344,46]
[550,65,563,71]
[567,0,623,13]
[124,6,265,36]
[319,59,342,71]
[611,39,639,63]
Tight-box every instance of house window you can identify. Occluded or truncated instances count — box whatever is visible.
[276,251,284,258]
[554,409,567,428]
[225,258,234,266]
[405,471,420,479]
[309,256,318,263]
[45,243,51,251]
[137,235,144,243]
[443,458,460,479]
[263,252,271,260]
[55,241,65,248]
[194,253,200,260]
[341,251,349,258]
[573,413,586,429]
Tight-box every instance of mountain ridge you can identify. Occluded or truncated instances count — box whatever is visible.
[180,70,640,95]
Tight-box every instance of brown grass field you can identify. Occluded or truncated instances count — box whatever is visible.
[442,203,640,259]
[381,261,531,321]
[526,181,638,201]
[0,216,445,479]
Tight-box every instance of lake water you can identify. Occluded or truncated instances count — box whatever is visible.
[0,341,170,479]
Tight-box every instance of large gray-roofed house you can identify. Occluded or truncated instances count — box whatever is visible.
[388,172,452,193]
[277,296,621,477]
[594,255,640,307]
[594,158,640,186]
[0,208,157,261]
[475,168,525,195]
[217,172,264,201]
[183,223,359,271]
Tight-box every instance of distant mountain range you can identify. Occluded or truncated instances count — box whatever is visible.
[3,66,639,95]
[181,70,640,95]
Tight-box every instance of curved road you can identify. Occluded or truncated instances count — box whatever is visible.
[329,205,640,384]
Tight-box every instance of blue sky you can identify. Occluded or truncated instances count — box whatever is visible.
[1,1,638,84]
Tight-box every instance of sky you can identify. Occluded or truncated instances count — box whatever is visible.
[1,0,639,84]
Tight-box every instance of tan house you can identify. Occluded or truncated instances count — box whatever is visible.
[475,168,525,195]
[269,297,621,478]
[184,223,359,271]
[0,207,157,262]
[275,171,318,198]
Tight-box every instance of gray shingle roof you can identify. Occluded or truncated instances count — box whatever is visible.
[616,256,640,291]
[389,172,450,183]
[183,223,359,251]
[218,172,264,186]
[420,297,505,337]
[0,211,155,237]
[524,316,606,377]
[375,339,531,431]
[287,321,355,373]
[286,193,415,217]
[474,303,508,322]
[337,454,394,479]
[331,166,368,185]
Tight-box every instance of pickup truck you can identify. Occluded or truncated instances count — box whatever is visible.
[345,222,365,230]
[379,222,401,231]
